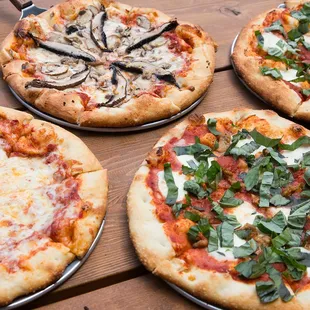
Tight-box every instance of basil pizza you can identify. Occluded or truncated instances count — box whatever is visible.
[232,0,310,121]
[0,0,216,127]
[128,109,310,309]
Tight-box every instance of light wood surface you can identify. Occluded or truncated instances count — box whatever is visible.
[0,0,294,309]
[38,275,202,310]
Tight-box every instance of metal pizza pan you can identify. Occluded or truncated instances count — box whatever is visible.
[10,86,206,133]
[0,218,106,310]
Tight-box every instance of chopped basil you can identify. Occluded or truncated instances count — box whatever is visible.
[288,28,302,40]
[218,222,234,247]
[235,229,251,240]
[208,227,219,252]
[245,157,270,191]
[259,171,274,207]
[256,211,286,235]
[206,160,222,189]
[235,260,257,278]
[183,180,207,199]
[182,165,196,175]
[303,88,310,96]
[272,166,293,188]
[225,130,248,155]
[233,239,257,258]
[279,135,310,151]
[219,185,243,208]
[173,137,213,161]
[194,161,208,184]
[256,281,279,304]
[249,129,282,148]
[270,194,290,206]
[299,21,309,34]
[260,66,283,80]
[304,168,310,186]
[267,148,287,166]
[227,141,259,162]
[184,211,200,222]
[291,10,309,22]
[302,2,310,16]
[172,203,184,217]
[212,202,241,228]
[301,151,310,167]
[301,190,310,198]
[271,228,292,248]
[267,47,284,57]
[264,20,286,37]
[255,30,264,48]
[187,218,210,242]
[207,118,220,136]
[164,163,178,205]
[287,199,310,229]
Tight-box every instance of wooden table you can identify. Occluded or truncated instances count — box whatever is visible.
[0,0,289,308]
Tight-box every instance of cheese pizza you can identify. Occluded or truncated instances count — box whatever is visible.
[0,107,107,305]
[232,0,310,121]
[0,0,216,127]
[128,109,310,309]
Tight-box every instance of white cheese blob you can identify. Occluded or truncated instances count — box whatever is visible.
[157,170,187,202]
[279,69,298,81]
[282,145,310,165]
[229,201,258,226]
[304,35,310,45]
[176,155,199,168]
[262,32,287,53]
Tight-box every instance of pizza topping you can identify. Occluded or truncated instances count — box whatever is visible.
[126,19,179,53]
[40,63,69,76]
[91,11,109,51]
[26,68,90,90]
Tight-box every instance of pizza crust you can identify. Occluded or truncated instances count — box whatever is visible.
[0,0,216,127]
[127,109,310,310]
[232,9,302,118]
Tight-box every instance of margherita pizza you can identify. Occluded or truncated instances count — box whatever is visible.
[0,107,107,305]
[128,109,310,309]
[0,0,216,127]
[232,1,310,121]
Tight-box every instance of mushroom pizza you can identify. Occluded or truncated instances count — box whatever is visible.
[0,0,216,127]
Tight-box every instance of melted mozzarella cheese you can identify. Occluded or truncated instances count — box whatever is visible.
[157,170,187,202]
[235,137,265,155]
[209,234,246,261]
[262,32,287,53]
[279,69,298,81]
[176,155,199,167]
[282,145,310,165]
[304,35,310,45]
[230,201,258,226]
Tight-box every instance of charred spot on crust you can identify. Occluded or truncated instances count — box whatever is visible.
[188,114,205,125]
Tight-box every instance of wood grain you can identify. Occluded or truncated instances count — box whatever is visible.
[0,0,282,70]
[19,69,270,309]
[37,274,201,310]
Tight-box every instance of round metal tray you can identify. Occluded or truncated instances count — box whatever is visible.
[230,3,285,104]
[0,218,106,310]
[166,282,222,310]
[10,86,206,133]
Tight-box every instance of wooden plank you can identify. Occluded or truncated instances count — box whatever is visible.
[20,69,268,310]
[37,274,202,310]
[0,0,281,70]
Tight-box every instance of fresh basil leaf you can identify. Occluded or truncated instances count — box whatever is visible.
[187,218,211,242]
[208,227,218,253]
[302,2,310,15]
[233,239,257,258]
[183,180,207,199]
[272,166,293,188]
[228,141,259,159]
[182,165,195,175]
[301,190,310,198]
[288,199,310,229]
[271,211,287,230]
[301,151,310,166]
[265,20,286,37]
[260,66,283,80]
[194,161,208,184]
[291,10,309,22]
[270,194,290,206]
[274,247,307,272]
[206,160,222,189]
[249,129,282,147]
[288,28,302,40]
[255,30,264,48]
[279,136,310,151]
[267,47,284,57]
[235,229,251,240]
[302,89,310,97]
[173,137,213,160]
[266,266,294,302]
[212,202,241,228]
[187,225,201,242]
[287,229,302,247]
[256,211,286,235]
[164,163,178,205]
[299,21,309,34]
[235,260,257,278]
[272,228,292,248]
[267,148,287,166]
[219,188,243,208]
[207,118,220,136]
[225,130,248,155]
[259,171,274,207]
[172,203,184,218]
[304,168,310,186]
[256,281,279,304]
[184,211,200,222]
[219,222,234,247]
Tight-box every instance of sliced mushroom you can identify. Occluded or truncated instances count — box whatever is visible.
[41,63,69,76]
[88,5,99,16]
[112,60,179,87]
[35,39,96,62]
[76,10,93,26]
[98,67,128,107]
[126,19,178,53]
[66,24,80,35]
[91,11,109,51]
[150,37,167,48]
[26,69,89,90]
[136,15,151,30]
